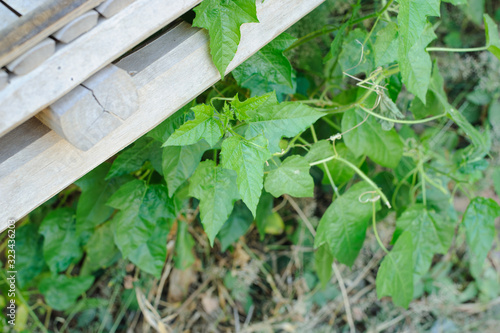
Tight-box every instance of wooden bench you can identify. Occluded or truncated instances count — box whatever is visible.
[0,0,324,232]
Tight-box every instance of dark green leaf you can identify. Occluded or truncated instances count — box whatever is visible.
[255,191,274,240]
[315,244,334,288]
[80,222,120,275]
[193,0,259,77]
[264,155,314,198]
[218,201,254,251]
[221,135,271,215]
[315,182,381,266]
[342,107,403,168]
[174,221,196,270]
[189,160,240,245]
[13,224,45,288]
[376,231,414,308]
[325,21,349,62]
[462,197,500,277]
[108,180,175,277]
[39,275,94,311]
[339,29,375,75]
[39,208,82,274]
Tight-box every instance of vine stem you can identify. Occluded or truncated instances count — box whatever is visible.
[310,155,391,208]
[358,106,447,124]
[426,46,488,53]
[372,201,389,254]
[419,161,427,206]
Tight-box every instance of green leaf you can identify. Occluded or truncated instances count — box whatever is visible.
[392,206,454,276]
[221,135,271,215]
[174,221,196,270]
[192,0,259,77]
[147,105,193,143]
[378,93,405,130]
[245,102,323,153]
[397,0,440,102]
[164,105,223,148]
[14,224,45,288]
[306,141,364,186]
[39,208,83,274]
[231,92,278,121]
[342,107,403,168]
[315,182,381,266]
[106,137,162,179]
[39,275,94,311]
[462,197,500,277]
[107,180,175,277]
[484,14,500,60]
[81,222,120,276]
[162,141,209,197]
[374,22,399,67]
[325,21,349,62]
[493,167,500,196]
[339,29,375,75]
[315,244,334,288]
[217,201,254,251]
[233,33,296,95]
[264,155,314,198]
[75,163,127,236]
[255,190,274,239]
[189,160,240,245]
[376,231,414,308]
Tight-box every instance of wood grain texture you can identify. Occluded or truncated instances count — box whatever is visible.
[95,0,136,18]
[0,0,104,68]
[3,0,44,15]
[0,0,325,231]
[52,10,99,43]
[0,0,202,137]
[5,38,55,75]
[36,65,138,151]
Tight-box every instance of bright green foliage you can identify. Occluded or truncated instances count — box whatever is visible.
[339,29,375,75]
[376,231,414,308]
[264,155,314,198]
[189,161,240,245]
[462,197,500,277]
[39,208,83,274]
[193,0,259,77]
[342,107,403,168]
[374,22,399,67]
[397,0,440,102]
[315,182,381,266]
[75,163,127,236]
[107,180,175,277]
[148,106,193,143]
[39,275,95,311]
[484,14,500,60]
[245,102,323,152]
[231,92,278,121]
[392,206,454,276]
[315,244,334,287]
[81,222,120,276]
[14,224,45,288]
[218,201,254,251]
[164,105,223,147]
[162,141,209,197]
[175,221,196,270]
[233,33,296,95]
[107,137,162,179]
[221,135,271,215]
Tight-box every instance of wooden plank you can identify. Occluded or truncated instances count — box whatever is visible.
[5,38,55,75]
[0,3,19,31]
[95,0,136,18]
[0,0,325,232]
[0,0,105,68]
[36,65,138,150]
[52,10,99,43]
[0,0,202,137]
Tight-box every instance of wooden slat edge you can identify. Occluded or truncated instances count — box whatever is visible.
[0,0,202,137]
[0,0,325,232]
[0,0,105,67]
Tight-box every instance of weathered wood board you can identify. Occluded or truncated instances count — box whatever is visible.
[52,10,99,43]
[0,0,325,232]
[0,0,202,137]
[0,3,19,31]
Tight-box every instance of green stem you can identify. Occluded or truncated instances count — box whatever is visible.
[310,155,391,208]
[372,201,389,254]
[310,125,318,142]
[426,46,488,53]
[419,162,427,206]
[359,106,447,124]
[322,117,342,131]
